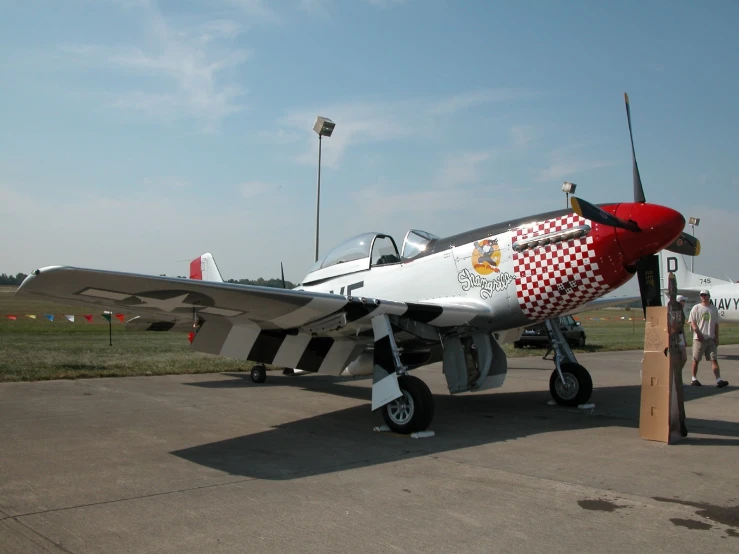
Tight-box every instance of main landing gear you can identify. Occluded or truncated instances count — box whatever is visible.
[543,319,593,407]
[371,314,435,435]
[381,374,435,435]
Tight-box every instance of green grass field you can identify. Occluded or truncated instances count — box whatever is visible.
[3,286,738,382]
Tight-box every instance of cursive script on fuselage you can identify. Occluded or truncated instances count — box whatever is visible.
[458,269,515,299]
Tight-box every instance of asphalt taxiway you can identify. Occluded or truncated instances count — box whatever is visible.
[1,347,738,553]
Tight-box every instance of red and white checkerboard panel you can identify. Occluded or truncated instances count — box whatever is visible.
[513,215,612,321]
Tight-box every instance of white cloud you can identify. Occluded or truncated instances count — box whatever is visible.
[279,101,418,169]
[428,89,522,116]
[534,144,614,183]
[142,176,190,188]
[240,180,278,198]
[510,125,534,149]
[278,89,524,169]
[436,150,495,188]
[257,128,303,145]
[363,0,408,7]
[534,160,614,183]
[59,3,250,131]
[226,0,279,20]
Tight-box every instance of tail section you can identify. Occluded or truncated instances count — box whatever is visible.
[660,252,730,291]
[190,253,224,283]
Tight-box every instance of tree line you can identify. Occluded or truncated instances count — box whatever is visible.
[0,273,28,285]
[1,272,296,289]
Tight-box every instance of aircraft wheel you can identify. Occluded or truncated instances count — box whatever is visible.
[250,365,267,384]
[382,374,434,434]
[549,362,592,407]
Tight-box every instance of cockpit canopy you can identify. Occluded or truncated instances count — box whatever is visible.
[401,229,439,260]
[301,229,439,285]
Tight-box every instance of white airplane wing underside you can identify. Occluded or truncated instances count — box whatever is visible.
[17,266,491,375]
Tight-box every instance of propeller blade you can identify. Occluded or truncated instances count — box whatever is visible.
[636,254,662,317]
[280,262,286,289]
[571,197,641,232]
[666,232,701,257]
[624,93,646,204]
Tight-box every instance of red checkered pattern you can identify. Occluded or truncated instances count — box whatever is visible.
[513,214,612,321]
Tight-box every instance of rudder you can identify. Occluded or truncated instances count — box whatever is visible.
[190,253,224,282]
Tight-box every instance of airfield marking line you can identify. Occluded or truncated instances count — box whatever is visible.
[0,451,416,523]
[2,518,78,554]
[0,398,326,424]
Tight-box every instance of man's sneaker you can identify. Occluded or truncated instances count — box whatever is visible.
[691,380,702,386]
[717,380,729,388]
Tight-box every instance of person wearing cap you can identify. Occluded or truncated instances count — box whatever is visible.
[688,290,729,388]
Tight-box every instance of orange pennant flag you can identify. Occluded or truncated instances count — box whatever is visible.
[115,313,125,322]
[83,315,93,322]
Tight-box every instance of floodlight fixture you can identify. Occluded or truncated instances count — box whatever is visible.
[313,116,336,262]
[688,217,700,226]
[313,116,335,138]
[562,181,577,208]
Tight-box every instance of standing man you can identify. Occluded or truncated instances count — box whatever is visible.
[688,290,729,388]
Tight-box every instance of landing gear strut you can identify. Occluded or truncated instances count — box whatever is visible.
[544,319,593,406]
[371,314,435,434]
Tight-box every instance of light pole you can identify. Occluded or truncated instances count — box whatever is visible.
[688,216,700,272]
[313,116,336,262]
[562,181,577,209]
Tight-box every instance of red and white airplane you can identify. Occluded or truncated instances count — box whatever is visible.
[15,94,697,434]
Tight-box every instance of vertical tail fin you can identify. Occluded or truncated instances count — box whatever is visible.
[190,253,224,283]
[660,252,729,291]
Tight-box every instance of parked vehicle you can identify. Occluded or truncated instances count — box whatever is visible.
[513,315,586,348]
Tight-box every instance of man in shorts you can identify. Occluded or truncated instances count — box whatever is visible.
[688,290,729,388]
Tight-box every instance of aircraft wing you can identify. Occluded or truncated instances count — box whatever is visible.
[17,266,490,374]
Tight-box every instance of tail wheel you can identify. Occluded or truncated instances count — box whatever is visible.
[251,364,267,384]
[549,362,592,407]
[382,374,434,434]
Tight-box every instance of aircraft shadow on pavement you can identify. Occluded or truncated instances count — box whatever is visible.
[173,376,738,480]
[184,371,374,402]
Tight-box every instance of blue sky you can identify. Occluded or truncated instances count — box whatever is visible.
[2,0,738,293]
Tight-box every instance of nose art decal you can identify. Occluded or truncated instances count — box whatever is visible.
[513,214,611,320]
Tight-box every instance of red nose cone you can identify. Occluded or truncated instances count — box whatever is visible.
[613,203,685,265]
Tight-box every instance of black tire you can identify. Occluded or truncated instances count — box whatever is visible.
[381,374,434,434]
[549,362,592,407]
[251,364,267,384]
[568,335,586,348]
